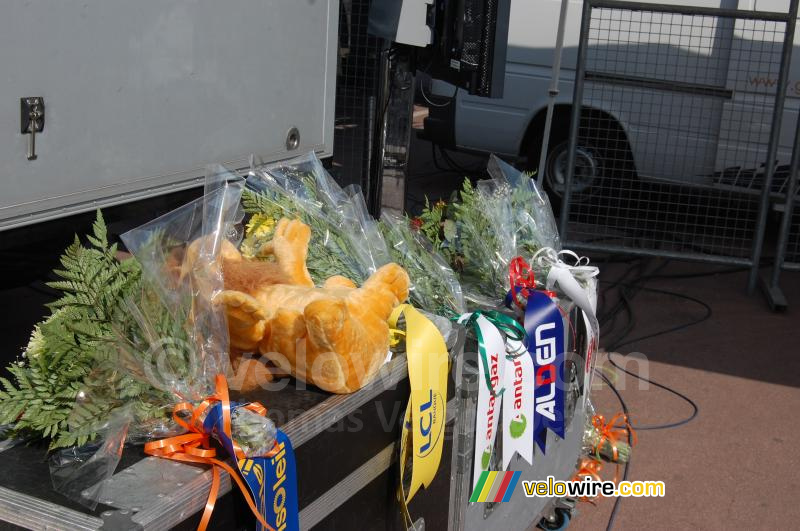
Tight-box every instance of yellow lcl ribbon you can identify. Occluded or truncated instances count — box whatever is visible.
[388,304,449,526]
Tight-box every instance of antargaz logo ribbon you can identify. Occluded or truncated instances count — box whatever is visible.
[503,336,535,467]
[457,312,506,489]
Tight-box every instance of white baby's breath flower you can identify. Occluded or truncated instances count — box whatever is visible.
[24,326,46,360]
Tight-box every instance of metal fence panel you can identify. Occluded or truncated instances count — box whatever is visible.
[789,209,800,267]
[560,0,797,281]
[331,0,386,209]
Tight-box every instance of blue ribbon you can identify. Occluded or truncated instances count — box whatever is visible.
[523,291,566,453]
[204,403,300,531]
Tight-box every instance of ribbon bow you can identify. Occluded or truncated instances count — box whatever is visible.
[532,247,599,317]
[456,309,526,397]
[508,256,537,309]
[574,456,603,483]
[571,457,604,503]
[144,374,276,531]
[592,413,637,462]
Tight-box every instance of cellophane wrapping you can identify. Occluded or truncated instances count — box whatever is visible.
[416,155,562,306]
[49,167,266,509]
[243,152,384,285]
[242,151,465,320]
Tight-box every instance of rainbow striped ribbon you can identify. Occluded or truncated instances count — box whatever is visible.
[469,471,521,503]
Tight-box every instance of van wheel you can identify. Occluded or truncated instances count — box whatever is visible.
[543,140,604,204]
[524,110,635,212]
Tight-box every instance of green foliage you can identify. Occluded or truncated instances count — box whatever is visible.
[0,211,171,448]
[415,171,556,305]
[379,214,463,315]
[245,169,466,316]
[418,180,507,302]
[508,171,549,260]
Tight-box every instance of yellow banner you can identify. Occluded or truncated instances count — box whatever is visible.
[389,304,449,509]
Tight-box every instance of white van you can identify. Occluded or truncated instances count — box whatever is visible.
[422,0,800,201]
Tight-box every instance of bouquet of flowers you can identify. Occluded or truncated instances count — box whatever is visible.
[379,211,464,316]
[0,213,171,449]
[242,152,464,317]
[414,155,562,306]
[242,159,374,285]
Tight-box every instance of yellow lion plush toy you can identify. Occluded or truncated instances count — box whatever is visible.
[207,218,409,394]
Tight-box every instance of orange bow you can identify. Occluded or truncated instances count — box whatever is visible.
[572,457,603,503]
[592,413,637,462]
[574,456,603,482]
[144,374,276,531]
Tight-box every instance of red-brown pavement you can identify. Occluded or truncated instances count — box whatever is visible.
[566,262,800,530]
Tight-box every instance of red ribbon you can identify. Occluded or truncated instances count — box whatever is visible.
[508,256,559,308]
[508,256,536,309]
[144,374,277,531]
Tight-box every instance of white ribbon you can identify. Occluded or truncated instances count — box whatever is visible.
[458,313,506,485]
[502,337,535,468]
[532,247,599,318]
[532,247,600,400]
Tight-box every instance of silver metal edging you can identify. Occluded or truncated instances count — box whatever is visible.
[131,357,410,530]
[0,486,104,531]
[281,355,410,447]
[299,444,396,530]
[133,466,232,531]
[300,398,459,530]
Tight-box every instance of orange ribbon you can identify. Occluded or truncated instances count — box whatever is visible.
[572,413,637,504]
[144,374,277,531]
[574,456,603,482]
[592,413,637,462]
[572,457,604,503]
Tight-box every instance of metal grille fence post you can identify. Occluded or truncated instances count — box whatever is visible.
[561,0,797,295]
[748,0,799,293]
[765,95,800,309]
[559,0,593,239]
[332,0,385,201]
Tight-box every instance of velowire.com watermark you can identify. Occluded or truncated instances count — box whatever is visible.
[522,476,665,498]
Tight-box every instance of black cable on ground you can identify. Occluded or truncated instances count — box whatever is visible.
[606,283,712,351]
[591,258,708,530]
[599,274,705,430]
[606,353,699,431]
[596,370,631,531]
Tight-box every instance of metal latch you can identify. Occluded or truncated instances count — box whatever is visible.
[20,97,44,160]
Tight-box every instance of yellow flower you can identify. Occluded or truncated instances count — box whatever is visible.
[246,214,276,239]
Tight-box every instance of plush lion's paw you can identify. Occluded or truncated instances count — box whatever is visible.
[270,218,313,286]
[304,298,347,350]
[272,218,311,256]
[305,351,348,393]
[324,275,357,289]
[367,263,410,304]
[214,290,268,321]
